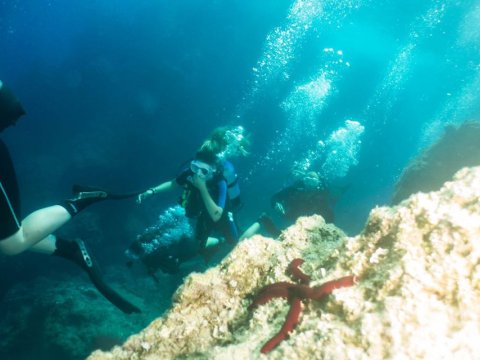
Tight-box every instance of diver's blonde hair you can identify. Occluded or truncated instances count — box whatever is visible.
[199,126,250,157]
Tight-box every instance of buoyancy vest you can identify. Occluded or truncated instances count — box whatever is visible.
[222,160,241,209]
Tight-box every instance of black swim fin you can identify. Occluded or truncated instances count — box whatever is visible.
[53,238,141,314]
[72,184,142,200]
[62,186,109,216]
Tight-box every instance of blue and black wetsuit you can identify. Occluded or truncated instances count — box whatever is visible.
[176,167,239,249]
[0,139,21,239]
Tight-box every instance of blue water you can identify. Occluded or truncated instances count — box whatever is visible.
[1,0,479,359]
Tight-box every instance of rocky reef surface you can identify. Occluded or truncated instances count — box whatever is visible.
[89,166,480,359]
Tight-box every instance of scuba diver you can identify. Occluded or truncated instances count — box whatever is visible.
[133,125,249,272]
[0,80,140,314]
[240,171,335,241]
[271,170,335,223]
[136,148,239,261]
[195,125,249,210]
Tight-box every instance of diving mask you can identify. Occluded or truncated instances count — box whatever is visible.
[303,172,322,190]
[190,160,215,179]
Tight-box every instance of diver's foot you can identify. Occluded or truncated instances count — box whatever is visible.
[62,185,110,215]
[257,213,282,238]
[72,184,139,201]
[72,184,110,200]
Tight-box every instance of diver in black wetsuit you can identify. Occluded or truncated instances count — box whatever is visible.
[270,171,335,224]
[137,149,239,260]
[240,171,335,240]
[0,80,140,314]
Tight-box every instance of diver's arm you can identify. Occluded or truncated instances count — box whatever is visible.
[193,175,224,222]
[137,180,178,204]
[199,186,224,222]
[150,180,178,194]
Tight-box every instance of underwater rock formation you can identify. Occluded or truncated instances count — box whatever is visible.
[89,166,480,359]
[392,120,480,204]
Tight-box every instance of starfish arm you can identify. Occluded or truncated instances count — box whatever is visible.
[288,258,311,284]
[260,297,303,354]
[289,284,313,300]
[248,282,294,310]
[309,275,356,300]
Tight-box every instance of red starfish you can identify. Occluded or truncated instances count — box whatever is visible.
[248,258,357,354]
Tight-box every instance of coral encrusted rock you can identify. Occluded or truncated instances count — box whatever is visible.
[89,166,480,360]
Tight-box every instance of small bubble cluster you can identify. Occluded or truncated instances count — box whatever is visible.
[125,205,194,261]
[292,120,365,185]
[281,71,332,133]
[320,120,365,182]
[250,0,324,96]
[247,0,362,101]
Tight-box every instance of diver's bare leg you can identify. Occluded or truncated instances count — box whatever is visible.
[0,205,71,255]
[29,234,57,254]
[205,236,222,248]
[239,222,261,240]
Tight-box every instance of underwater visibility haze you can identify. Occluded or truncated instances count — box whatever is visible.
[1,0,480,359]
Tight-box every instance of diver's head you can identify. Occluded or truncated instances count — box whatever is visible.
[303,171,322,190]
[191,149,219,180]
[0,80,26,133]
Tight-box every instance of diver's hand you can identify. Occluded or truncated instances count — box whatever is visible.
[137,189,154,204]
[191,174,207,190]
